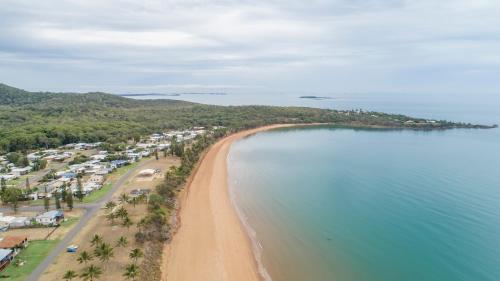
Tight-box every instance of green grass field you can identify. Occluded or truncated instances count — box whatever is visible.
[1,240,59,281]
[81,183,112,203]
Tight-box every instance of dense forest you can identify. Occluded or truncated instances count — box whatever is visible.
[0,83,493,153]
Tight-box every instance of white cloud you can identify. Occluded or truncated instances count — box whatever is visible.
[0,0,500,94]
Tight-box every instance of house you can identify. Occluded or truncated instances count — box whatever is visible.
[90,154,107,161]
[95,168,111,176]
[110,160,128,169]
[61,172,77,179]
[0,249,13,272]
[130,188,151,198]
[0,174,17,181]
[0,236,28,256]
[27,153,42,161]
[0,214,31,228]
[83,182,101,192]
[35,210,64,226]
[11,167,32,176]
[88,175,104,184]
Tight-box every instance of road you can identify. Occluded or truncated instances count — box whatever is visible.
[25,158,155,281]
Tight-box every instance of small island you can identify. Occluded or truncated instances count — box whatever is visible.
[299,95,333,100]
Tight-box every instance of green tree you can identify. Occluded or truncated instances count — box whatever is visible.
[80,264,102,281]
[76,177,84,202]
[116,236,128,248]
[129,248,143,264]
[77,251,93,264]
[106,212,116,225]
[63,270,77,281]
[163,148,167,158]
[116,206,128,219]
[55,191,61,209]
[1,187,22,213]
[104,200,116,212]
[90,234,103,247]
[94,242,114,264]
[129,197,139,208]
[122,216,133,229]
[25,177,31,194]
[44,196,50,212]
[60,182,67,203]
[119,193,129,204]
[0,178,6,194]
[123,263,140,281]
[154,149,159,160]
[66,189,74,210]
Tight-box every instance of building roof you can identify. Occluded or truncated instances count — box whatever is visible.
[0,249,12,260]
[0,236,27,249]
[37,210,63,219]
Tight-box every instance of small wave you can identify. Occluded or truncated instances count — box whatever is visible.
[228,178,273,281]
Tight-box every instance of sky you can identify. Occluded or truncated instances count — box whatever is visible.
[1,0,500,96]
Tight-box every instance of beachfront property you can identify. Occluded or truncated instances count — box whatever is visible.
[35,210,64,226]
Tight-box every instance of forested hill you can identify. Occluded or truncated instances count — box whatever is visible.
[0,83,190,108]
[0,83,494,153]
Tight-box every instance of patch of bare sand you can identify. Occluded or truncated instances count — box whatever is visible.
[162,124,295,281]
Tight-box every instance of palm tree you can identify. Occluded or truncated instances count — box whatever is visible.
[116,206,128,219]
[94,242,114,264]
[90,234,103,247]
[80,264,102,281]
[104,200,116,212]
[77,251,93,264]
[116,236,128,248]
[122,216,133,229]
[105,212,116,225]
[63,270,77,280]
[123,263,140,281]
[119,193,130,204]
[129,197,138,208]
[129,248,143,264]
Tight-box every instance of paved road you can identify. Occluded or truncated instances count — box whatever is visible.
[26,158,155,281]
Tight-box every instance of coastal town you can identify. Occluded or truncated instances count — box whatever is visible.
[0,126,214,280]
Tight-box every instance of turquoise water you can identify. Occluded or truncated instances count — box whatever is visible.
[228,127,500,281]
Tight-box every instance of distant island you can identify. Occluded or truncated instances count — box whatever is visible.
[299,95,333,100]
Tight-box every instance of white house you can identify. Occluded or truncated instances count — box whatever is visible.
[11,167,32,176]
[35,210,64,226]
[88,175,104,184]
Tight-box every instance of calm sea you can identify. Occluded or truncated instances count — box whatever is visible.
[228,127,500,281]
[131,92,500,280]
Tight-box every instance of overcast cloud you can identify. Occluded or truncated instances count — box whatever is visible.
[1,0,499,95]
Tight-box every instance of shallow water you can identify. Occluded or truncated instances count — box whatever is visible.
[228,127,500,281]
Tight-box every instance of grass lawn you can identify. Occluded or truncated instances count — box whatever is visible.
[82,183,112,203]
[60,216,80,228]
[114,161,141,176]
[6,174,28,187]
[1,240,59,281]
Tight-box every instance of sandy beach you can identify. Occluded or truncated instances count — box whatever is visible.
[162,124,293,281]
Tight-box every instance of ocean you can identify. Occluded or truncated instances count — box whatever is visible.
[132,92,500,280]
[228,127,500,281]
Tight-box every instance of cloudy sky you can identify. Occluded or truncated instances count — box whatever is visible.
[1,0,499,95]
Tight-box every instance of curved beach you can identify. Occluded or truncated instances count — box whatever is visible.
[162,124,292,281]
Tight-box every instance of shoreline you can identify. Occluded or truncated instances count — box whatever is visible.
[161,124,295,281]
